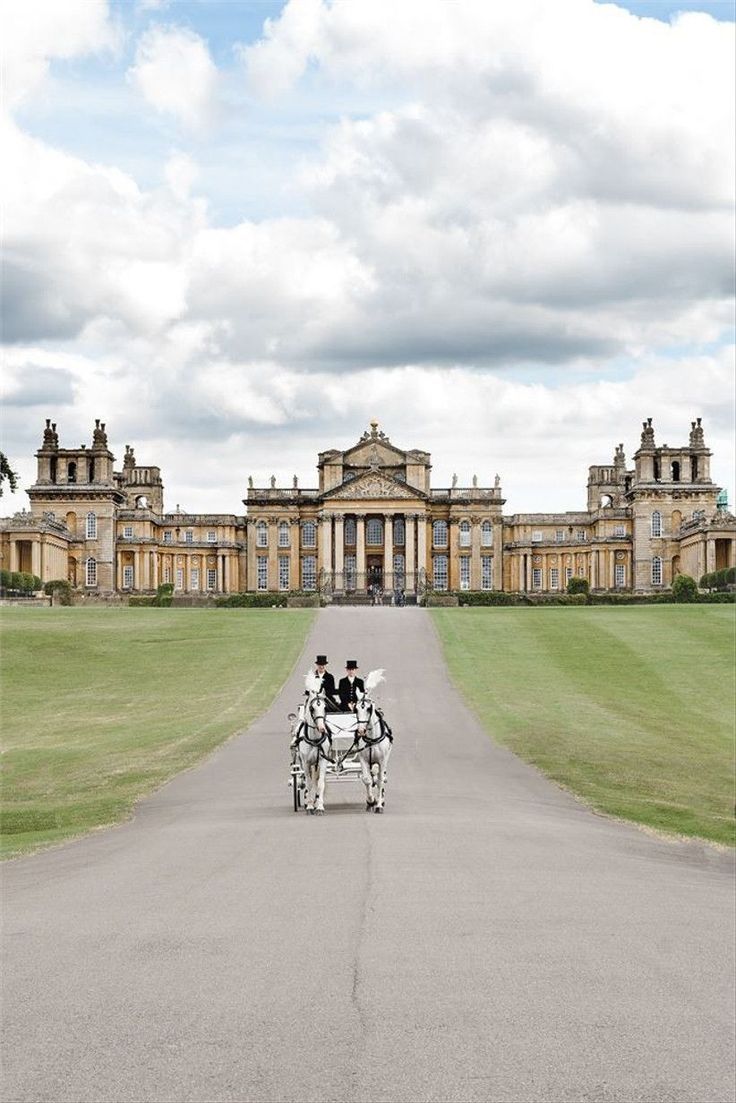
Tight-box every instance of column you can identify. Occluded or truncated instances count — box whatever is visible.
[9,539,19,573]
[268,520,278,592]
[334,514,345,592]
[247,519,257,592]
[356,514,366,590]
[320,513,333,589]
[405,513,416,593]
[152,551,159,590]
[40,538,46,583]
[416,513,427,586]
[471,517,481,590]
[31,540,41,579]
[289,519,300,593]
[383,514,393,592]
[224,554,231,593]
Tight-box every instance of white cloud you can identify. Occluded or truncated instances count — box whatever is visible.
[127,24,218,130]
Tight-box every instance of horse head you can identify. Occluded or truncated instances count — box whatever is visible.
[306,689,327,733]
[355,692,374,737]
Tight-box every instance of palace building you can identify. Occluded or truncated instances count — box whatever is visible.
[1,417,734,599]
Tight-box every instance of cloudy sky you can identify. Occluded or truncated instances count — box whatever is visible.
[2,0,734,514]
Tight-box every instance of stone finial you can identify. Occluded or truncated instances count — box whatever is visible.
[42,418,58,449]
[494,473,501,488]
[614,443,626,467]
[640,417,655,449]
[451,473,458,488]
[92,418,108,449]
[248,475,254,489]
[123,444,136,470]
[472,474,478,487]
[270,475,276,488]
[689,417,705,448]
[370,418,379,438]
[293,474,298,488]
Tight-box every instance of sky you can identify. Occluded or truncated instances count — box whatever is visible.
[2,0,734,515]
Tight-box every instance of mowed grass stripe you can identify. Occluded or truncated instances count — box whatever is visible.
[1,608,315,858]
[431,606,735,845]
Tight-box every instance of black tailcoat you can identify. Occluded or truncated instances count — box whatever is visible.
[338,675,365,710]
[318,670,340,710]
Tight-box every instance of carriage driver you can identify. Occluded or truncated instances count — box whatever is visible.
[338,660,365,711]
[314,654,340,712]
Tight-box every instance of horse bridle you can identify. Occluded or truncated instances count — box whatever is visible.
[298,695,335,759]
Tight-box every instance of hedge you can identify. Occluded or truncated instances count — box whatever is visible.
[700,567,736,591]
[1,570,42,594]
[215,592,289,608]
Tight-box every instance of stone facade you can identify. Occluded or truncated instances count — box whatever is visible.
[1,416,733,598]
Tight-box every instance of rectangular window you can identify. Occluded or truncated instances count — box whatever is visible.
[615,563,625,587]
[185,531,194,544]
[531,530,542,543]
[459,524,471,547]
[302,555,317,591]
[459,557,471,590]
[344,554,356,591]
[550,567,559,590]
[433,555,448,590]
[207,568,217,591]
[278,524,290,548]
[278,556,290,591]
[86,513,97,539]
[176,568,183,590]
[576,530,587,542]
[85,559,97,587]
[191,568,200,591]
[555,530,564,543]
[613,525,625,537]
[481,523,493,547]
[207,531,216,543]
[123,525,133,538]
[164,566,171,584]
[257,556,268,591]
[565,567,573,585]
[122,565,134,589]
[164,531,172,544]
[532,568,542,589]
[652,558,662,586]
[481,555,493,590]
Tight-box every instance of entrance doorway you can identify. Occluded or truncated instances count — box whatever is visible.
[367,556,383,590]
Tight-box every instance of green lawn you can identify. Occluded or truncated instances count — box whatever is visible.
[0,608,314,858]
[432,605,736,845]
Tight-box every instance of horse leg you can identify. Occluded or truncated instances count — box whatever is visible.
[375,747,390,812]
[315,759,327,814]
[302,755,315,813]
[359,755,375,811]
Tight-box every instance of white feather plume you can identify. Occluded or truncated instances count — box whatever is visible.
[304,670,322,694]
[365,668,386,694]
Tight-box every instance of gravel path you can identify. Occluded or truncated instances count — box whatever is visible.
[2,607,734,1103]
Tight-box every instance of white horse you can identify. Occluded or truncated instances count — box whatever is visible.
[295,672,332,815]
[354,669,393,813]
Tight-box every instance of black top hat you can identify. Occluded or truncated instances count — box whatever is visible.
[346,660,358,669]
[315,655,328,665]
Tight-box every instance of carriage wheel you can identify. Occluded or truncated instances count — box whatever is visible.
[292,773,301,812]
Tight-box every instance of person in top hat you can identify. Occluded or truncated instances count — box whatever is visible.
[338,660,365,711]
[314,654,340,712]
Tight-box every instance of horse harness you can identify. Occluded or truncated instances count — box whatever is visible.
[294,696,336,763]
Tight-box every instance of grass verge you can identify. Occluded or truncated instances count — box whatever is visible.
[1,608,315,858]
[431,605,735,845]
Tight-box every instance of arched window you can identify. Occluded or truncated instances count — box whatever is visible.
[67,461,77,483]
[651,556,663,586]
[459,520,471,547]
[86,512,97,539]
[344,517,356,545]
[256,520,268,547]
[481,520,493,547]
[301,520,316,548]
[691,456,699,481]
[393,517,405,545]
[433,520,448,547]
[136,495,149,509]
[278,521,290,547]
[85,557,97,587]
[600,494,613,509]
[651,511,662,537]
[366,517,383,545]
[671,461,680,481]
[653,457,661,481]
[88,458,95,482]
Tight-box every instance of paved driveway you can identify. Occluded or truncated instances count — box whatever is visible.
[2,608,734,1102]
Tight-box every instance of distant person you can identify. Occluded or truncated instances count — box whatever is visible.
[338,660,365,711]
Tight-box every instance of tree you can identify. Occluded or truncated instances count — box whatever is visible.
[672,574,698,603]
[0,452,19,497]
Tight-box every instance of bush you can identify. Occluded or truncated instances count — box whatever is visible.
[0,569,10,590]
[153,583,174,607]
[698,592,735,604]
[457,591,523,606]
[44,579,73,605]
[215,592,288,608]
[567,576,590,597]
[672,574,698,603]
[701,567,736,591]
[129,596,157,607]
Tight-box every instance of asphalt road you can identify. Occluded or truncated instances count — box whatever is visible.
[2,608,734,1103]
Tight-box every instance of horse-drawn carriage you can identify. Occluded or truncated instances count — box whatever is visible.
[288,670,393,815]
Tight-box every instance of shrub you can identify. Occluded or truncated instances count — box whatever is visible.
[0,569,10,590]
[567,576,590,597]
[153,583,174,607]
[698,592,735,604]
[129,596,157,607]
[672,574,698,603]
[215,592,288,608]
[44,579,73,605]
[457,591,523,606]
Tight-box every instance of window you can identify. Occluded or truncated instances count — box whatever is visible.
[458,520,471,547]
[576,530,587,542]
[207,531,216,543]
[614,525,625,537]
[67,461,77,483]
[565,567,573,585]
[652,556,663,585]
[651,511,662,537]
[532,568,542,589]
[550,567,560,590]
[344,518,356,545]
[256,521,268,547]
[185,530,193,544]
[393,554,405,584]
[86,512,97,539]
[302,520,317,548]
[344,554,356,591]
[433,520,448,547]
[302,556,317,591]
[615,563,625,587]
[278,521,290,548]
[481,521,493,547]
[278,556,290,591]
[191,568,200,591]
[531,530,542,543]
[433,555,448,590]
[123,525,133,538]
[481,555,493,590]
[207,568,217,591]
[163,566,171,584]
[393,517,405,545]
[555,530,565,543]
[366,517,383,545]
[85,557,97,586]
[122,565,134,589]
[459,557,471,590]
[164,531,172,544]
[257,556,268,590]
[176,568,183,590]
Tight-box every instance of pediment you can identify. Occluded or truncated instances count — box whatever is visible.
[344,440,405,467]
[325,471,424,501]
